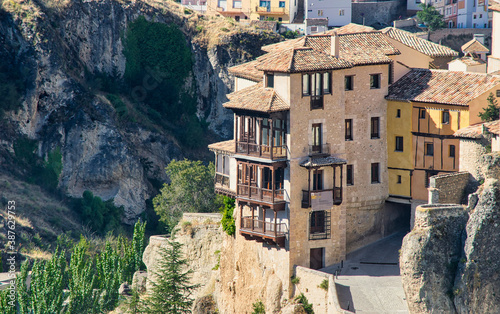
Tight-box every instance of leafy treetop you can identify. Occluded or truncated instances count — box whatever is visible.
[479,93,500,122]
[417,3,446,31]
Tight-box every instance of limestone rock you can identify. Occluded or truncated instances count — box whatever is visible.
[280,304,307,314]
[193,295,218,314]
[399,204,468,313]
[118,282,131,296]
[132,271,147,294]
[266,274,283,313]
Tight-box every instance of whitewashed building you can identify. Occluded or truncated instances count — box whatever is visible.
[457,0,490,28]
[304,0,351,27]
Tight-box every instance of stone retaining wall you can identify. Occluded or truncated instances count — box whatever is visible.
[429,172,471,205]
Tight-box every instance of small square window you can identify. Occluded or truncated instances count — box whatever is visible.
[346,165,354,185]
[419,108,426,119]
[345,119,353,141]
[318,9,323,16]
[397,175,402,184]
[345,75,353,91]
[279,1,285,7]
[370,74,381,89]
[425,143,434,156]
[311,26,318,32]
[395,136,404,152]
[396,109,401,118]
[371,163,380,183]
[442,110,450,124]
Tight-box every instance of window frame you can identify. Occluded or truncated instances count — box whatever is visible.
[419,108,426,119]
[449,144,456,158]
[442,110,450,124]
[278,0,285,7]
[425,142,434,156]
[345,75,354,91]
[345,119,353,141]
[312,169,324,191]
[371,163,380,184]
[266,73,274,88]
[395,136,404,152]
[396,109,401,118]
[397,175,402,184]
[346,165,354,186]
[371,117,380,139]
[370,73,381,89]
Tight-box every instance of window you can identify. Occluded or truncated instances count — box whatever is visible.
[395,136,404,152]
[345,75,353,91]
[323,72,331,94]
[396,109,401,118]
[266,73,274,88]
[496,90,500,97]
[278,17,282,22]
[371,117,380,139]
[480,14,482,18]
[312,169,323,191]
[312,123,322,153]
[442,110,450,124]
[371,163,380,183]
[449,145,456,157]
[318,10,323,16]
[259,0,270,7]
[346,165,354,185]
[311,26,318,32]
[425,142,434,156]
[345,119,353,141]
[370,74,381,89]
[235,15,240,21]
[419,108,426,119]
[303,74,310,95]
[397,175,402,184]
[339,9,344,16]
[279,0,285,7]
[310,211,325,234]
[233,0,242,8]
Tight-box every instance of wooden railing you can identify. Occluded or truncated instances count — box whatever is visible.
[301,188,342,208]
[240,217,287,237]
[215,173,230,187]
[238,184,285,203]
[236,142,287,160]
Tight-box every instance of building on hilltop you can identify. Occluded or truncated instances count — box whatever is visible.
[208,23,463,292]
[386,68,500,210]
[206,0,299,22]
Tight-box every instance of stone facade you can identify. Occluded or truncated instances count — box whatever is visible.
[428,172,471,205]
[458,138,490,182]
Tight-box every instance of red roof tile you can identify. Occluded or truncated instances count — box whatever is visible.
[229,59,263,82]
[387,69,500,106]
[223,83,290,113]
[208,140,236,154]
[454,120,500,138]
[331,23,377,35]
[382,27,458,57]
[461,39,489,54]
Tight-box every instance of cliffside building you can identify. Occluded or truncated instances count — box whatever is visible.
[206,0,299,22]
[408,0,490,28]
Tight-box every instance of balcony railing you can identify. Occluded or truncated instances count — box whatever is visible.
[236,142,287,160]
[238,184,285,203]
[310,95,323,110]
[215,173,230,187]
[240,217,287,238]
[308,143,330,156]
[301,188,342,208]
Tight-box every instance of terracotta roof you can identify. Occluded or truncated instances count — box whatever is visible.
[261,33,398,67]
[331,23,377,35]
[490,3,500,11]
[386,69,500,106]
[461,39,489,54]
[300,156,347,168]
[450,56,486,66]
[255,47,352,72]
[223,83,290,113]
[229,59,263,82]
[208,140,236,155]
[454,120,500,139]
[382,27,458,57]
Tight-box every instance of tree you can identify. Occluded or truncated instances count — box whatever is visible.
[479,93,500,122]
[417,3,446,31]
[143,239,198,314]
[153,159,222,231]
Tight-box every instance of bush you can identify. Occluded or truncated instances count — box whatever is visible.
[220,196,235,236]
[252,300,265,314]
[283,30,299,39]
[73,191,124,235]
[319,279,328,291]
[295,293,314,314]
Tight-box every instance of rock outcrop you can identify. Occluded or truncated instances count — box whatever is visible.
[0,0,280,221]
[400,152,500,313]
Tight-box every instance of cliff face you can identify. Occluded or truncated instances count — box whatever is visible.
[0,0,279,222]
[400,152,500,313]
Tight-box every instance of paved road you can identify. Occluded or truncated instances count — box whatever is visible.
[322,232,409,314]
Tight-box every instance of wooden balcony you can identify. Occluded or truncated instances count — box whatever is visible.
[301,188,342,208]
[237,184,285,210]
[240,217,286,247]
[236,142,287,160]
[214,173,236,197]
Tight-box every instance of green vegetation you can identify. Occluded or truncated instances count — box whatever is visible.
[153,159,222,232]
[221,196,236,236]
[283,30,299,39]
[13,138,62,192]
[295,293,314,314]
[252,300,266,314]
[141,238,198,313]
[72,190,124,235]
[291,276,300,285]
[319,279,329,291]
[1,220,147,313]
[479,92,500,122]
[417,3,446,31]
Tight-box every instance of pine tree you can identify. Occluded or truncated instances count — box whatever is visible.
[479,93,500,122]
[144,239,198,314]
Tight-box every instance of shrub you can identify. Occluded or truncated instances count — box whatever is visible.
[220,27,229,32]
[252,300,265,314]
[319,279,328,291]
[73,191,124,235]
[220,196,236,236]
[291,276,300,285]
[295,293,314,314]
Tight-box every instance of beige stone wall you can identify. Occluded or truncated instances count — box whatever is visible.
[429,171,471,205]
[459,138,489,182]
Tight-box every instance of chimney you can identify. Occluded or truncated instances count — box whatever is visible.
[474,33,485,44]
[331,31,340,58]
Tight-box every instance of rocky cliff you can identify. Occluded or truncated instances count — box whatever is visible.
[400,152,500,313]
[0,0,280,222]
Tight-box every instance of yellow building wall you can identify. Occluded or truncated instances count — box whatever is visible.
[387,100,413,198]
[249,0,290,22]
